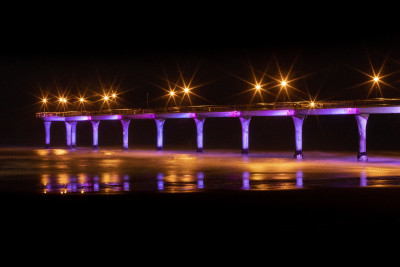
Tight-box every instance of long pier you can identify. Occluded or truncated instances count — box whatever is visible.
[36,98,400,161]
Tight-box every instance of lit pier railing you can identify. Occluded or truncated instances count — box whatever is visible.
[36,98,400,162]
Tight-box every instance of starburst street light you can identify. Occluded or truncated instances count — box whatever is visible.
[347,49,400,98]
[184,88,189,93]
[103,95,109,101]
[170,91,175,96]
[281,80,287,87]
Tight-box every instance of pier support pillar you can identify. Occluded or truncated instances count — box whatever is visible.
[44,121,51,149]
[194,117,205,152]
[71,121,77,149]
[292,115,305,159]
[91,120,100,150]
[121,119,131,150]
[239,116,251,154]
[355,114,369,162]
[65,121,72,149]
[155,118,165,151]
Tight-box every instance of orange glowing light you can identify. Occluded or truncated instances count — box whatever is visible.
[281,80,287,87]
[104,95,109,101]
[255,85,261,90]
[170,91,175,96]
[80,98,85,102]
[112,93,116,98]
[184,88,189,93]
[42,98,47,103]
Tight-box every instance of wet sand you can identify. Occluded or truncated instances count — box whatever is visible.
[3,147,400,235]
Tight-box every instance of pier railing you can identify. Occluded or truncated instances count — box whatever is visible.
[36,98,400,118]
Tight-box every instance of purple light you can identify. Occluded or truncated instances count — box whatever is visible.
[123,174,130,191]
[91,115,121,120]
[157,173,164,191]
[360,172,367,187]
[286,110,296,116]
[127,114,155,119]
[197,172,204,189]
[44,117,65,122]
[242,172,250,190]
[345,108,359,114]
[229,111,241,117]
[65,116,90,121]
[296,171,303,188]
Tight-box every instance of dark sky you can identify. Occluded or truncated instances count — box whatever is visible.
[2,5,400,152]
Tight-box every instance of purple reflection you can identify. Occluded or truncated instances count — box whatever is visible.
[296,171,303,188]
[157,173,164,191]
[197,172,204,189]
[93,175,99,192]
[123,174,130,191]
[242,172,250,190]
[360,171,367,187]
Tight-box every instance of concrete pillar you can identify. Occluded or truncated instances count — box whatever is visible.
[44,121,51,149]
[292,115,306,159]
[239,116,251,154]
[91,120,100,150]
[71,121,77,148]
[355,114,369,161]
[155,118,165,150]
[194,117,205,152]
[65,121,72,149]
[121,119,131,150]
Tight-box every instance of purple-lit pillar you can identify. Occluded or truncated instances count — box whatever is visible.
[71,121,77,149]
[194,117,205,152]
[44,121,51,149]
[355,114,369,161]
[121,119,131,150]
[155,118,165,151]
[65,121,72,149]
[91,120,100,150]
[239,116,251,154]
[292,115,305,159]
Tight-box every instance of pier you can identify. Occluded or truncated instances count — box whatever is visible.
[36,98,400,161]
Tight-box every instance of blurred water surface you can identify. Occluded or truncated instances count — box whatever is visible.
[1,147,400,194]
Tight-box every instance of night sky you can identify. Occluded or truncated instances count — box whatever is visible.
[2,5,400,152]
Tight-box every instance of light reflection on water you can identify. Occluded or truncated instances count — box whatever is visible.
[2,147,400,194]
[40,169,400,194]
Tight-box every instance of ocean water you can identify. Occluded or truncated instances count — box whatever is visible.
[1,147,400,194]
